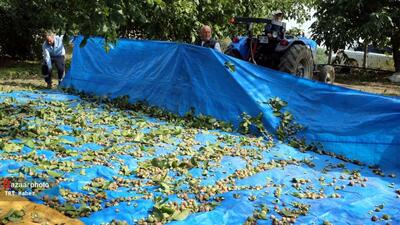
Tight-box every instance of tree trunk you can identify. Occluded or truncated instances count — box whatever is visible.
[392,32,400,72]
[328,48,332,65]
[363,41,368,68]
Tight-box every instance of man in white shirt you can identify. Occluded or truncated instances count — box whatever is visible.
[42,31,66,88]
[195,25,222,52]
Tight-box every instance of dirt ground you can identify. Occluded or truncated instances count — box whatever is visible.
[335,81,400,96]
[0,191,83,225]
[333,70,400,96]
[0,78,399,96]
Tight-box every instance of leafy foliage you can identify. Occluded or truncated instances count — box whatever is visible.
[311,0,400,71]
[0,0,55,58]
[1,0,314,58]
[286,27,304,38]
[0,209,25,224]
[109,95,234,132]
[239,112,269,138]
[267,97,303,141]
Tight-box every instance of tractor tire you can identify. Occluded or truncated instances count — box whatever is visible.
[225,46,242,60]
[279,44,314,79]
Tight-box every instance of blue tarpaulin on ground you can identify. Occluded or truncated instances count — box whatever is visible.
[0,91,400,225]
[0,91,399,225]
[62,36,400,170]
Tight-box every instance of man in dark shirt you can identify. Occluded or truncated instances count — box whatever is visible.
[195,25,221,52]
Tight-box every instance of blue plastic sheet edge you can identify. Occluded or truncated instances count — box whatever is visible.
[61,36,400,170]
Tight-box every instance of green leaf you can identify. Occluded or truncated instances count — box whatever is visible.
[1,209,15,220]
[47,170,63,178]
[65,150,79,157]
[210,201,221,207]
[59,204,76,212]
[120,165,131,176]
[133,133,144,142]
[80,36,88,48]
[158,197,169,205]
[224,61,236,72]
[7,215,21,222]
[7,169,19,174]
[171,209,191,221]
[81,155,95,161]
[22,139,35,149]
[59,137,75,145]
[160,206,175,215]
[1,142,22,153]
[280,208,296,217]
[78,202,91,214]
[60,189,67,196]
[105,44,111,53]
[273,112,282,117]
[160,182,170,192]
[0,209,24,223]
[291,192,304,198]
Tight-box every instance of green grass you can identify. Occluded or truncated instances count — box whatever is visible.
[0,60,42,79]
[0,54,72,91]
[0,51,72,79]
[0,59,44,91]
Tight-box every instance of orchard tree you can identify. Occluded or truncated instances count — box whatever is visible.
[1,0,315,59]
[312,0,400,71]
[109,0,315,42]
[286,27,304,37]
[310,1,355,64]
[0,0,60,58]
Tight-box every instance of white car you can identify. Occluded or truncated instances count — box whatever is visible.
[332,47,394,71]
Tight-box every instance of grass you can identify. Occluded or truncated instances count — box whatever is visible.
[0,54,72,91]
[0,60,42,79]
[0,59,44,91]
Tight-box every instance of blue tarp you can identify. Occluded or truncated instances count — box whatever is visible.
[62,36,400,170]
[0,91,399,225]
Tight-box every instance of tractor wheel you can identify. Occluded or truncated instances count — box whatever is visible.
[225,46,242,60]
[279,44,314,79]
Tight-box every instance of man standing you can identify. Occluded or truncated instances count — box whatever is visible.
[271,10,284,24]
[42,31,66,88]
[195,25,222,52]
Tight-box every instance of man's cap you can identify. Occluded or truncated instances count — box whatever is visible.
[272,10,283,16]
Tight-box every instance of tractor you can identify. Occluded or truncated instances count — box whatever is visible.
[226,17,334,83]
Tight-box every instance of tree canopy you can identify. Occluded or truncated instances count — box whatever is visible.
[0,0,314,59]
[311,0,400,71]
